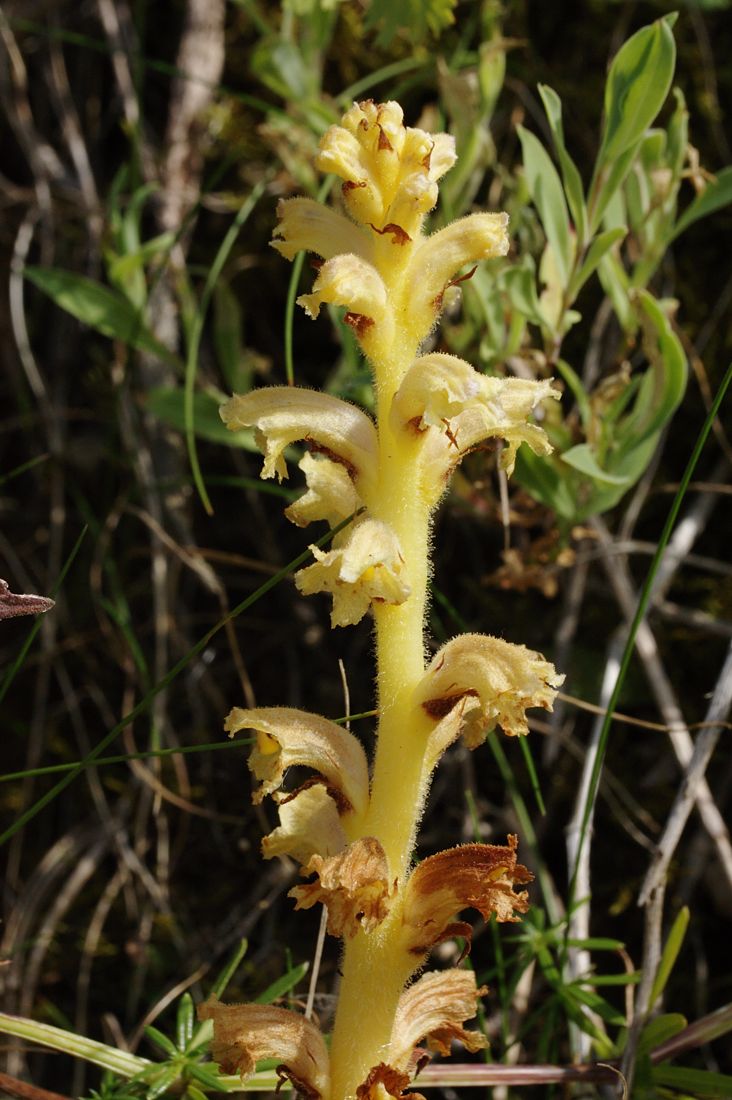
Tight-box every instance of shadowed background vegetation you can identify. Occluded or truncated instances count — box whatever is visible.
[1,1,732,1097]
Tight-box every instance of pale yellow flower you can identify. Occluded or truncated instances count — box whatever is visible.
[316,100,456,237]
[295,518,410,627]
[285,452,362,529]
[261,782,347,867]
[414,633,564,746]
[392,353,559,489]
[220,386,378,495]
[271,196,372,262]
[224,705,369,815]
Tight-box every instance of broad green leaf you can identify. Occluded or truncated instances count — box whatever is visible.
[25,267,180,367]
[555,359,592,431]
[672,165,732,240]
[651,1065,732,1097]
[590,142,640,233]
[213,280,251,393]
[560,443,632,486]
[255,961,309,1004]
[518,125,573,288]
[636,1012,687,1058]
[514,447,577,521]
[667,88,689,181]
[107,232,177,292]
[537,83,588,244]
[619,290,687,446]
[571,226,627,297]
[364,0,457,46]
[251,37,314,103]
[598,16,677,165]
[650,905,690,1007]
[146,387,257,450]
[502,259,543,325]
[598,251,634,333]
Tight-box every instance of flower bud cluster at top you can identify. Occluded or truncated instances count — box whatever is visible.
[201,100,564,1100]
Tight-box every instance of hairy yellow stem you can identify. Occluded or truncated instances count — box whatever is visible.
[328,288,436,1099]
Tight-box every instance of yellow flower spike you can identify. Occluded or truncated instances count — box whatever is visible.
[197,999,330,1098]
[391,353,560,492]
[285,453,362,529]
[295,517,410,628]
[272,197,373,262]
[414,632,565,744]
[290,836,395,938]
[262,784,347,867]
[316,100,456,236]
[224,706,369,817]
[388,968,488,1070]
[400,837,533,957]
[220,386,378,493]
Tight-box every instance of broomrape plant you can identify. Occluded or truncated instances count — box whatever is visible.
[200,101,564,1100]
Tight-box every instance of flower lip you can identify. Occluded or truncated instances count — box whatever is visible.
[290,836,395,938]
[401,837,533,957]
[224,705,370,818]
[220,386,378,493]
[413,632,564,745]
[389,969,488,1071]
[197,1000,329,1098]
[295,518,411,628]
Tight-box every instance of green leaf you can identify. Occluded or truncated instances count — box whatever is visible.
[176,993,195,1051]
[537,84,587,244]
[24,267,180,367]
[560,443,633,486]
[598,16,677,164]
[598,250,634,333]
[619,291,687,447]
[518,125,573,288]
[555,359,592,431]
[143,1025,176,1057]
[514,447,577,521]
[571,226,627,297]
[650,905,690,1007]
[364,0,457,46]
[255,961,309,1005]
[636,1012,687,1058]
[672,165,732,240]
[213,281,251,393]
[502,258,543,325]
[145,387,257,450]
[651,1065,732,1098]
[107,232,177,297]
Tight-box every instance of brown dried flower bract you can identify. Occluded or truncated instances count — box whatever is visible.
[389,969,488,1069]
[290,836,395,938]
[197,1000,329,1099]
[401,836,532,956]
